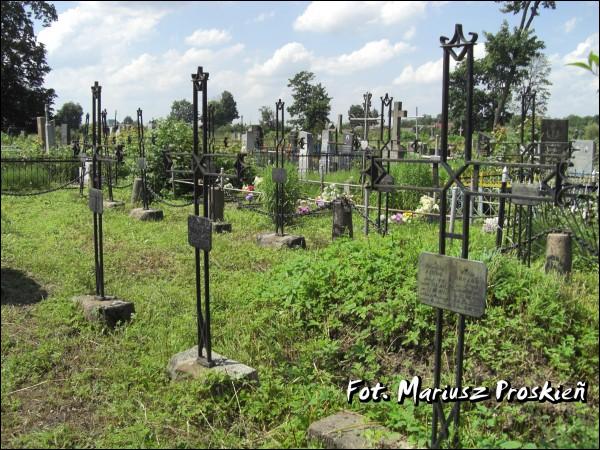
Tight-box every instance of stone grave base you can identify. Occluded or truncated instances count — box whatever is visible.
[167,346,258,382]
[130,208,164,221]
[256,232,306,249]
[213,221,232,234]
[103,200,125,209]
[73,295,134,328]
[307,411,411,449]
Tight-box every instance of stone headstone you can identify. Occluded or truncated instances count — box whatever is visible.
[541,119,569,164]
[46,121,56,148]
[298,131,313,179]
[569,140,595,176]
[37,116,46,144]
[391,101,407,152]
[60,123,69,145]
[338,131,354,171]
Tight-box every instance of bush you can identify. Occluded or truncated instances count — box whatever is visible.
[387,163,434,210]
[259,163,302,224]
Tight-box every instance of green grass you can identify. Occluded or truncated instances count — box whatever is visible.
[1,187,598,448]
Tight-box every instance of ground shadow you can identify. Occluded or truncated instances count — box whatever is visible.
[1,268,48,306]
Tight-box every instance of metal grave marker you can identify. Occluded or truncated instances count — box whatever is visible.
[188,215,212,251]
[88,188,104,214]
[272,167,287,184]
[418,252,487,318]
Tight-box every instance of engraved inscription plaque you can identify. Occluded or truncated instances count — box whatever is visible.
[541,119,569,164]
[188,215,212,251]
[88,188,103,214]
[272,168,287,184]
[137,157,147,170]
[418,252,487,318]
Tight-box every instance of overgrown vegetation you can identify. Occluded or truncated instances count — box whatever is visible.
[1,186,598,448]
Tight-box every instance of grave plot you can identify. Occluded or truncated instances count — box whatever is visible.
[167,66,258,383]
[72,82,134,328]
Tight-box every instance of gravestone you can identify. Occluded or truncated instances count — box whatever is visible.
[242,126,261,153]
[338,131,354,170]
[36,117,46,144]
[298,131,313,179]
[569,140,595,176]
[60,124,69,145]
[541,119,569,164]
[320,124,336,172]
[391,101,408,158]
[46,121,56,148]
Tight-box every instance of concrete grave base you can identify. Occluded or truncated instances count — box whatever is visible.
[307,411,411,449]
[213,222,232,234]
[73,295,134,328]
[103,200,125,209]
[130,208,164,221]
[167,346,258,382]
[256,232,306,249]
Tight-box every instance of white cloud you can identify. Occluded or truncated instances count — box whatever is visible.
[250,11,275,23]
[185,28,231,46]
[394,58,443,85]
[403,26,416,40]
[564,17,578,34]
[248,42,313,78]
[38,1,169,55]
[314,40,414,74]
[563,33,599,64]
[294,1,428,32]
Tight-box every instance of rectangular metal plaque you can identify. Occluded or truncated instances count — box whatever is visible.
[88,188,103,214]
[418,252,487,318]
[272,167,287,184]
[188,215,212,251]
[137,157,147,170]
[511,182,547,206]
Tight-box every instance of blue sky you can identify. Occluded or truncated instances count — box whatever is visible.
[36,1,599,125]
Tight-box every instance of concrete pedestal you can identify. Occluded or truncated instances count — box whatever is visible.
[73,295,134,328]
[545,232,572,275]
[130,208,164,221]
[213,221,232,233]
[307,411,411,449]
[256,232,306,249]
[103,200,125,209]
[167,346,258,382]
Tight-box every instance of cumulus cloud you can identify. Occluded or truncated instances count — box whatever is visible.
[248,42,313,78]
[38,1,169,55]
[563,32,599,64]
[314,40,414,74]
[294,1,428,32]
[185,28,231,46]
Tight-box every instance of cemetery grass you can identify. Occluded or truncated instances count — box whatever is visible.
[1,188,598,449]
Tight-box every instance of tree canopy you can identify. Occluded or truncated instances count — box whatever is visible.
[54,102,84,130]
[286,71,332,134]
[209,91,240,128]
[169,99,194,124]
[1,1,57,132]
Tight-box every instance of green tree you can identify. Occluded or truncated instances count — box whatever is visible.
[259,105,275,129]
[512,54,552,117]
[489,1,556,127]
[122,116,134,126]
[209,91,239,128]
[287,71,332,133]
[169,99,193,123]
[347,104,378,119]
[1,1,57,131]
[449,21,546,130]
[54,102,83,130]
